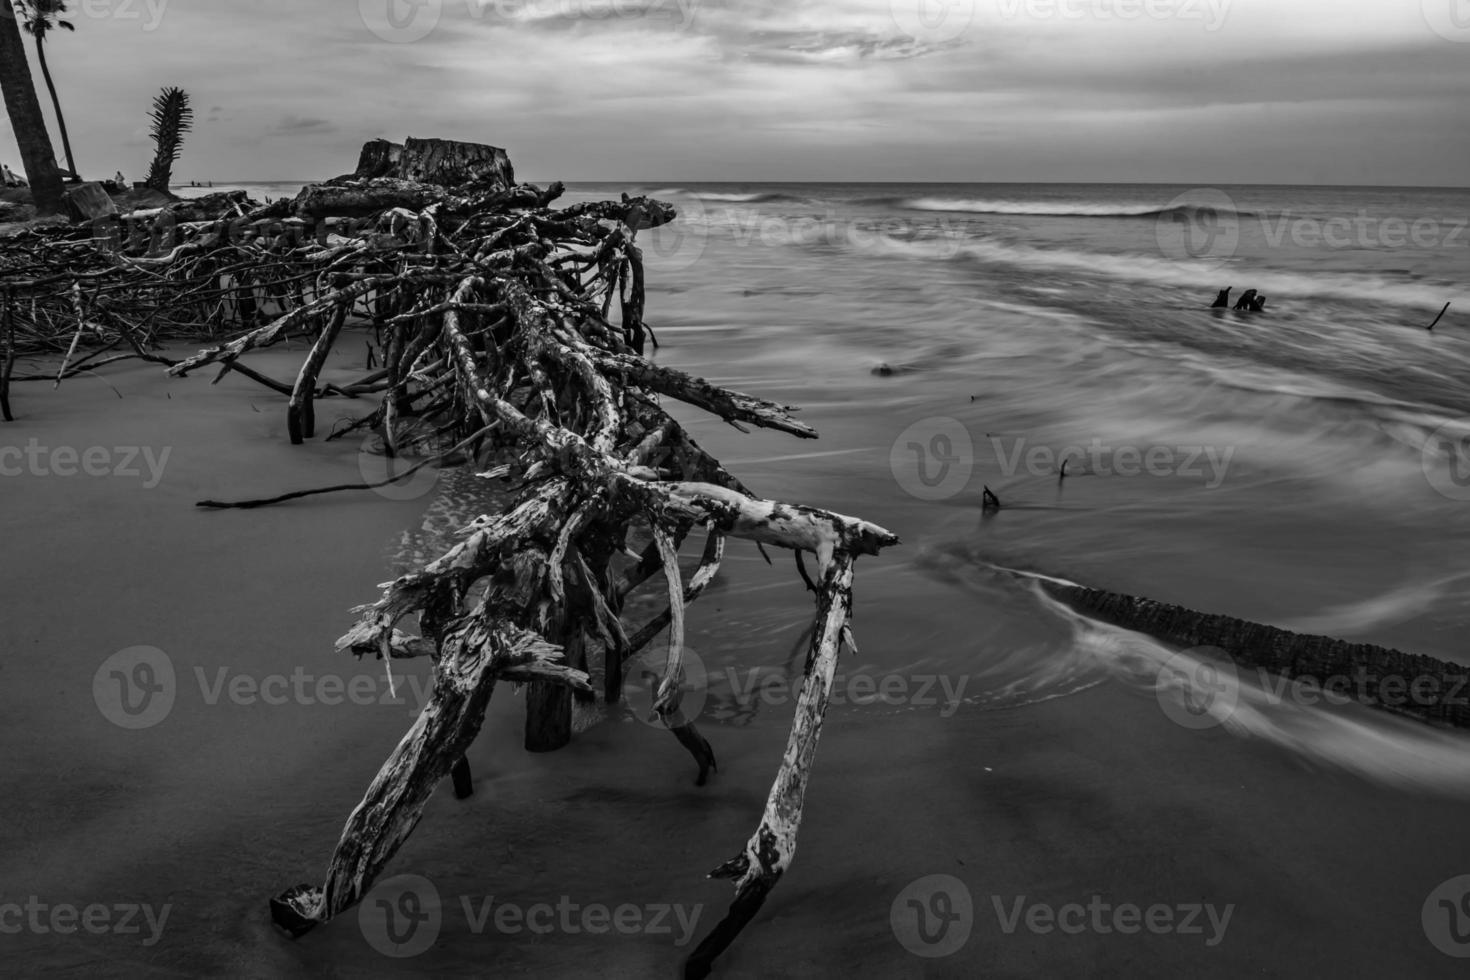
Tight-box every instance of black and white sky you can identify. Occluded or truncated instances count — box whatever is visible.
[6,0,1468,185]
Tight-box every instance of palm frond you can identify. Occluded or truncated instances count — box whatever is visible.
[144,86,194,193]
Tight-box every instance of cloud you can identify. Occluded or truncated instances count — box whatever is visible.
[275,115,335,135]
[0,0,1462,184]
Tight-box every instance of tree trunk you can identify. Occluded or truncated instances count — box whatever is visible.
[0,1,62,214]
[1035,578,1470,728]
[32,35,74,179]
[398,137,514,189]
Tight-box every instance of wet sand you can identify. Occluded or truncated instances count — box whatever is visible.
[3,342,1470,978]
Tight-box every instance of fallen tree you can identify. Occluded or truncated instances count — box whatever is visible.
[1011,569,1470,728]
[0,137,899,975]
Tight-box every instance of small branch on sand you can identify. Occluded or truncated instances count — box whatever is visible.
[0,290,16,422]
[197,424,495,509]
[52,282,86,388]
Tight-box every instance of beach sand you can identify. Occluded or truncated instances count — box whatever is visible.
[3,341,1470,978]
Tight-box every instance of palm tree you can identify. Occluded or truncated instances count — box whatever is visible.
[18,0,76,179]
[144,86,192,194]
[0,0,63,213]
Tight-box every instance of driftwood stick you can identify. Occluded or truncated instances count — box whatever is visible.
[651,525,718,785]
[0,290,15,422]
[269,619,589,936]
[53,282,87,389]
[450,756,473,800]
[287,302,348,444]
[624,529,726,659]
[525,567,577,753]
[685,550,857,978]
[197,424,494,509]
[1427,302,1451,331]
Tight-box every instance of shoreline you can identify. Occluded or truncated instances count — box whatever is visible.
[4,348,1470,976]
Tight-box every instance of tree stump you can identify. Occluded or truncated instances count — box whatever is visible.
[64,182,118,224]
[397,137,515,189]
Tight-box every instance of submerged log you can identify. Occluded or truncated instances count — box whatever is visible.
[1233,288,1266,312]
[1034,577,1470,728]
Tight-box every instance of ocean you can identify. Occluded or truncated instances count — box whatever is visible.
[11,180,1468,976]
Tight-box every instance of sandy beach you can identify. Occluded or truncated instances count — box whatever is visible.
[4,334,1470,978]
[0,0,1467,974]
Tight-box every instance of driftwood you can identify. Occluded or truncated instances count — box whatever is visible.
[63,182,117,223]
[1427,301,1451,331]
[1210,286,1266,312]
[1233,288,1266,312]
[1030,574,1470,728]
[0,137,900,974]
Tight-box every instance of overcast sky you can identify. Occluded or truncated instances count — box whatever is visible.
[3,0,1467,185]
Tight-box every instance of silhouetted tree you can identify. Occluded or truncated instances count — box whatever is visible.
[144,86,192,193]
[18,0,77,179]
[0,0,63,213]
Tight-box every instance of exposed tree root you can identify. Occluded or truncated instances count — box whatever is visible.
[0,138,901,972]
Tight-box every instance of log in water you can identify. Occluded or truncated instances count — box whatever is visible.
[1037,578,1470,728]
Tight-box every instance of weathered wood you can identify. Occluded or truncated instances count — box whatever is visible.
[352,138,403,180]
[397,136,514,190]
[1032,576,1470,728]
[1427,301,1451,331]
[76,138,907,972]
[1233,288,1266,312]
[450,756,473,800]
[685,551,857,979]
[291,179,448,221]
[0,289,14,421]
[269,618,589,937]
[63,182,118,224]
[287,302,347,444]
